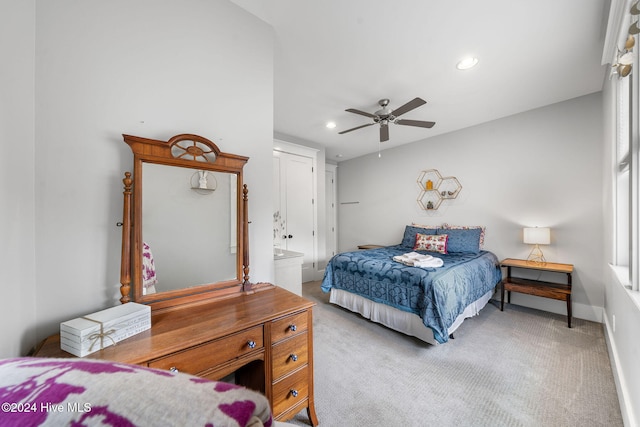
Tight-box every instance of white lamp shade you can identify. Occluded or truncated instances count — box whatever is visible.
[523,227,550,245]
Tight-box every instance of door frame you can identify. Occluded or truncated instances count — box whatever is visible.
[324,163,338,271]
[273,140,319,282]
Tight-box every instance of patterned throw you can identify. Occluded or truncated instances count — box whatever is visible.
[0,357,273,427]
[321,245,502,343]
[142,242,157,289]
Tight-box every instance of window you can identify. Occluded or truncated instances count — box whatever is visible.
[614,30,640,292]
[615,75,630,270]
[632,47,640,292]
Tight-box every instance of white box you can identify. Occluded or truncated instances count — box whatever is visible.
[60,317,151,356]
[60,302,151,357]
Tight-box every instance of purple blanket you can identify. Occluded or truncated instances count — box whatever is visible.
[0,357,273,427]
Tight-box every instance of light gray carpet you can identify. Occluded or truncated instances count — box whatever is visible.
[286,281,623,427]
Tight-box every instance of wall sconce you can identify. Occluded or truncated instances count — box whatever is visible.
[190,170,217,194]
[523,227,550,265]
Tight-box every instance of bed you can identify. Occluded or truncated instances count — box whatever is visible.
[0,357,294,427]
[321,224,502,344]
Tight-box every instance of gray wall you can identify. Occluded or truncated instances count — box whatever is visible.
[0,0,36,357]
[337,93,604,322]
[142,166,237,290]
[1,0,274,357]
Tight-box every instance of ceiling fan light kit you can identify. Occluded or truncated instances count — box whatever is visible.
[339,97,436,143]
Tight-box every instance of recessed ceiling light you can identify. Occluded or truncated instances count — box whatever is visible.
[456,57,478,70]
[326,121,336,129]
[336,154,343,158]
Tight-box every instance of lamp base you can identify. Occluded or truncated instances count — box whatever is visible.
[527,244,547,265]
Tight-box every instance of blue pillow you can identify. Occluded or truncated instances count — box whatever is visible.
[401,225,437,248]
[438,227,482,253]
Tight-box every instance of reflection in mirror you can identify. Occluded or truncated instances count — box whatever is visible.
[142,163,238,294]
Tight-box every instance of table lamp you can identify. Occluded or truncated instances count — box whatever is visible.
[523,227,550,264]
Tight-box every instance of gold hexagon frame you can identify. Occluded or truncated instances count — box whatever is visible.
[416,169,462,210]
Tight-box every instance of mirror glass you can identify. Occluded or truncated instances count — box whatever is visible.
[141,163,238,295]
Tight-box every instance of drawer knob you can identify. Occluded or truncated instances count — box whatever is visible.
[290,389,299,398]
[289,353,298,362]
[169,367,179,373]
[247,340,256,349]
[289,324,297,332]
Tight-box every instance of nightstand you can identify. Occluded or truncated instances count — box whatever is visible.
[500,258,574,327]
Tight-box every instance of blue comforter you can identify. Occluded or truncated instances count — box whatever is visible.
[321,245,502,343]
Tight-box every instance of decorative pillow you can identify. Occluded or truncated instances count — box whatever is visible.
[438,227,482,253]
[401,225,437,248]
[414,233,448,254]
[441,224,486,249]
[414,223,486,250]
[411,222,440,230]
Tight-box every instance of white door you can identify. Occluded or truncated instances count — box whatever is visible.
[273,151,316,282]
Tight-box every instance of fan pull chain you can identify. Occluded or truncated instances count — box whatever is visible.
[378,140,381,158]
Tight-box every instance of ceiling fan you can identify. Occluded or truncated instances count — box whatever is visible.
[339,97,435,142]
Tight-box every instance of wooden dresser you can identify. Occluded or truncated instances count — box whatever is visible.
[33,286,319,426]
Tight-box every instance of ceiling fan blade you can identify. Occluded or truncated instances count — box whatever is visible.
[395,119,436,128]
[380,125,389,142]
[338,123,375,134]
[345,108,377,119]
[392,97,426,118]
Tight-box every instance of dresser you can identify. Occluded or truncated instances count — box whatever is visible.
[33,286,319,426]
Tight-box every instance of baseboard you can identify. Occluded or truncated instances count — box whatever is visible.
[313,268,326,282]
[491,291,602,323]
[603,309,637,427]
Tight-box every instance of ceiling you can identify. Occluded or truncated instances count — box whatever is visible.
[231,0,611,162]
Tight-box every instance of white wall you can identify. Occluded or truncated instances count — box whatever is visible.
[0,0,275,355]
[338,93,604,322]
[0,0,36,358]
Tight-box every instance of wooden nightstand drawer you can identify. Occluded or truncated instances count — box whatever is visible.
[272,365,310,417]
[503,278,571,299]
[147,325,263,375]
[271,311,308,343]
[272,332,308,380]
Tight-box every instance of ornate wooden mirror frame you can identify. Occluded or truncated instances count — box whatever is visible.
[119,133,252,311]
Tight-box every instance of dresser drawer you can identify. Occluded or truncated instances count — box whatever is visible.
[272,332,308,380]
[271,311,308,343]
[272,365,309,417]
[147,325,263,375]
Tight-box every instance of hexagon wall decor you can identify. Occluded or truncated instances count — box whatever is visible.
[416,169,462,210]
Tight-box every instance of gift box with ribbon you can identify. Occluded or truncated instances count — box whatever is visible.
[60,302,151,357]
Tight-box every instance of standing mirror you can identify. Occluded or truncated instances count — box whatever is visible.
[119,133,252,310]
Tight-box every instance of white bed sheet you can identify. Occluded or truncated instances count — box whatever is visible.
[329,288,494,345]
